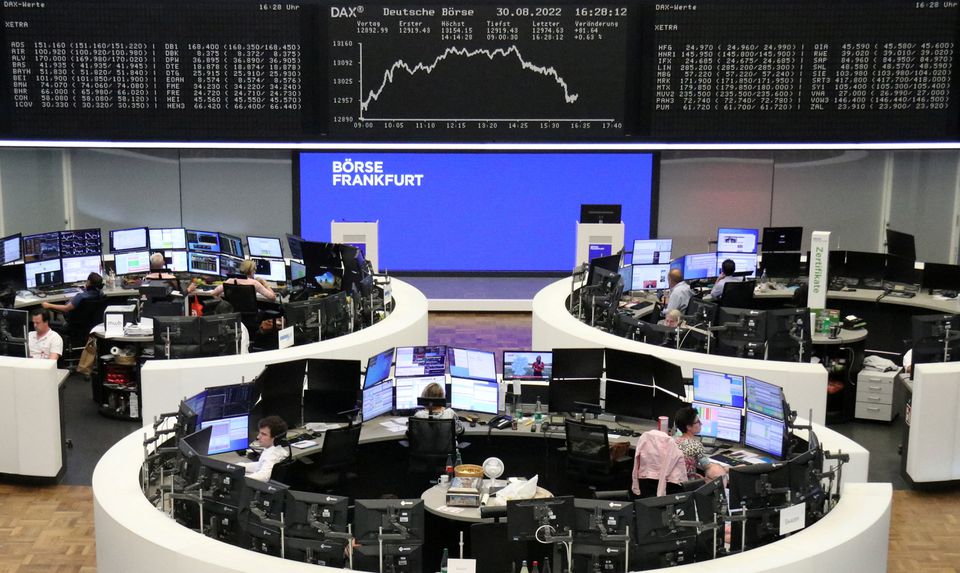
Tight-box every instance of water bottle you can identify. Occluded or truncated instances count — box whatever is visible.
[531,561,540,573]
[759,268,769,286]
[107,269,116,289]
[455,448,463,468]
[519,561,529,573]
[445,454,454,478]
[534,398,543,430]
[440,548,449,573]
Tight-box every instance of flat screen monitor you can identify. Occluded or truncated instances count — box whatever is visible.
[692,401,742,443]
[200,414,250,455]
[759,252,802,279]
[618,265,633,292]
[219,254,243,278]
[23,231,61,262]
[253,258,286,282]
[201,383,259,423]
[631,263,670,291]
[364,348,394,389]
[183,390,207,431]
[447,347,496,381]
[503,351,552,380]
[886,229,916,260]
[0,263,27,292]
[287,490,350,537]
[0,233,22,264]
[632,239,672,265]
[114,250,151,276]
[394,374,446,411]
[148,228,186,250]
[716,253,757,278]
[682,252,718,280]
[186,229,220,253]
[580,204,621,224]
[842,251,886,280]
[744,411,786,459]
[219,233,245,258]
[588,254,621,285]
[187,251,220,276]
[549,378,601,414]
[603,380,655,420]
[289,260,307,283]
[161,250,189,273]
[885,254,916,285]
[61,255,102,284]
[552,348,604,380]
[24,258,62,289]
[717,227,759,254]
[507,496,575,541]
[59,228,101,257]
[692,368,745,408]
[306,358,361,393]
[354,498,424,543]
[761,227,803,252]
[0,308,29,358]
[248,236,284,259]
[394,345,446,377]
[604,348,653,385]
[362,380,394,421]
[745,376,785,420]
[450,376,499,415]
[922,262,960,292]
[303,388,358,423]
[109,227,148,253]
[286,233,304,260]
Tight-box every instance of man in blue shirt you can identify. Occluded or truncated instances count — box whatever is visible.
[41,272,105,319]
[662,269,692,315]
[710,258,742,299]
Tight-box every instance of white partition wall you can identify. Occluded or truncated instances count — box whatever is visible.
[906,362,960,483]
[0,358,66,478]
[575,222,624,267]
[331,220,379,272]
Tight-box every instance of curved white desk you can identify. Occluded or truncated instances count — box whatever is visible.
[0,357,68,480]
[93,420,881,573]
[533,279,830,425]
[139,279,429,425]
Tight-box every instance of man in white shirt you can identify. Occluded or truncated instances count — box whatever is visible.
[662,269,692,315]
[28,309,63,361]
[239,416,289,482]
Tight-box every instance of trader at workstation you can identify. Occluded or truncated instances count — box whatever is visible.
[28,309,63,361]
[710,258,741,299]
[41,272,105,317]
[674,406,727,482]
[144,253,196,294]
[211,259,277,301]
[414,382,465,435]
[239,415,289,482]
[662,269,692,315]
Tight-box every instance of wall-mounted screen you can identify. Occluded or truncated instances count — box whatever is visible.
[717,228,759,254]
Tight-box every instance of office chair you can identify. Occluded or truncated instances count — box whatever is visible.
[632,430,686,498]
[222,283,260,334]
[563,419,632,491]
[62,296,112,368]
[303,424,362,493]
[719,280,757,308]
[403,417,457,474]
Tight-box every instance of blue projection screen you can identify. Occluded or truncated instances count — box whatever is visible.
[298,152,655,272]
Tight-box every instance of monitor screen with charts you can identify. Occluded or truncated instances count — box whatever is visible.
[0,233,21,264]
[23,231,61,262]
[253,258,286,282]
[24,259,61,289]
[186,230,220,253]
[632,239,672,265]
[248,236,284,259]
[114,250,151,276]
[447,347,496,381]
[394,375,446,411]
[219,254,243,278]
[503,351,552,380]
[61,255,102,284]
[394,346,446,377]
[188,251,220,276]
[744,411,786,459]
[364,347,394,389]
[109,227,148,253]
[200,414,250,455]
[632,263,670,291]
[59,228,101,257]
[149,228,186,250]
[219,233,245,258]
[716,253,757,278]
[160,250,189,273]
[745,376,785,420]
[683,252,718,280]
[450,376,499,415]
[692,368,745,408]
[717,228,759,254]
[362,380,394,421]
[692,401,742,443]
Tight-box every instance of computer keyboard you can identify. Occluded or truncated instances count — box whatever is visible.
[710,453,748,467]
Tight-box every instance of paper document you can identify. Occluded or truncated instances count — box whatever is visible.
[291,440,317,449]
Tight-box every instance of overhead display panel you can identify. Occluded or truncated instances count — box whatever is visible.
[0,0,956,143]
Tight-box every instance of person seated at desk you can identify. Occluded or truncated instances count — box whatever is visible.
[710,258,742,299]
[40,272,104,317]
[659,309,683,328]
[661,269,692,316]
[144,253,195,294]
[674,406,727,482]
[413,382,464,435]
[210,259,277,301]
[239,415,289,482]
[28,309,63,361]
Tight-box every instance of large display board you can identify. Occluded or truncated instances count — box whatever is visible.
[0,0,956,143]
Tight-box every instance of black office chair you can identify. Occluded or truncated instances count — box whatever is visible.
[404,417,457,474]
[303,424,362,493]
[719,280,757,308]
[222,282,260,334]
[62,296,111,368]
[470,522,514,573]
[563,419,632,491]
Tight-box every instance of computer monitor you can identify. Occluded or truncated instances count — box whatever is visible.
[219,254,243,278]
[286,233,304,260]
[618,265,634,292]
[842,251,886,281]
[604,348,653,385]
[450,376,499,415]
[253,258,286,282]
[633,493,698,568]
[200,414,250,455]
[552,347,604,380]
[289,260,307,283]
[198,312,242,356]
[692,401,742,443]
[285,490,350,543]
[691,368,745,408]
[181,390,207,434]
[394,375,446,411]
[153,315,201,359]
[716,308,767,359]
[603,380,655,420]
[364,348,394,389]
[160,250,189,273]
[765,307,812,362]
[109,227,148,253]
[744,411,787,459]
[0,308,29,358]
[186,229,220,253]
[319,291,351,339]
[447,347,496,381]
[394,345,446,377]
[247,236,284,259]
[650,356,685,398]
[717,227,759,254]
[588,253,621,285]
[114,250,151,275]
[148,228,186,250]
[187,251,220,276]
[886,229,916,260]
[306,358,361,393]
[61,255,102,284]
[745,376,786,420]
[362,380,394,421]
[911,313,960,368]
[201,382,260,422]
[503,350,552,380]
[549,378,601,414]
[244,479,289,549]
[885,254,916,285]
[580,204,621,224]
[632,263,670,291]
[24,259,62,289]
[354,498,424,542]
[219,233,245,258]
[727,462,790,549]
[633,239,673,265]
[922,262,960,293]
[284,298,322,345]
[252,359,306,425]
[761,227,803,252]
[507,496,575,541]
[573,497,634,540]
[682,252,718,280]
[759,252,802,279]
[716,253,757,278]
[59,228,101,257]
[0,263,27,292]
[0,233,22,264]
[303,388,358,423]
[23,231,61,262]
